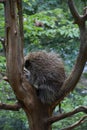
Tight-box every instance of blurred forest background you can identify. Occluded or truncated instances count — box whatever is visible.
[0,0,87,130]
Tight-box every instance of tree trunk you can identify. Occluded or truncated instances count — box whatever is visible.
[3,1,54,130]
[24,105,52,130]
[3,0,87,130]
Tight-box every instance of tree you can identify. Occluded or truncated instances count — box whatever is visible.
[0,0,87,130]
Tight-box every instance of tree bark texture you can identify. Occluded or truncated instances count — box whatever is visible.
[4,0,53,130]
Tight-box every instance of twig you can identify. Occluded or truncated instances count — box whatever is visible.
[61,115,87,130]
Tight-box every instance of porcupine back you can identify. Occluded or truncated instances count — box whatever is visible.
[24,51,65,104]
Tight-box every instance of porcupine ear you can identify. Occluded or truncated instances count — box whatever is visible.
[25,60,31,69]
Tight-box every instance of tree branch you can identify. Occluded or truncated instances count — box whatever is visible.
[46,106,87,125]
[61,115,87,130]
[0,102,21,111]
[68,0,87,24]
[3,0,40,112]
[68,0,82,24]
[4,0,25,100]
[51,0,87,108]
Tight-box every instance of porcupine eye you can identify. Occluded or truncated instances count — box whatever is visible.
[25,60,31,69]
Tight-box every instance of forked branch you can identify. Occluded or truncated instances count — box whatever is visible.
[46,106,87,125]
[3,0,38,112]
[68,0,81,24]
[68,0,87,24]
[52,0,87,107]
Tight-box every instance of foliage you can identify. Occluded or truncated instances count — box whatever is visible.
[0,76,29,130]
[23,0,87,16]
[0,4,5,37]
[0,57,28,130]
[0,110,29,130]
[23,8,79,67]
[23,0,67,15]
[0,56,6,74]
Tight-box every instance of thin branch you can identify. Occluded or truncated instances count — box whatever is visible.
[46,106,87,125]
[68,0,81,23]
[61,116,87,130]
[0,102,21,111]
